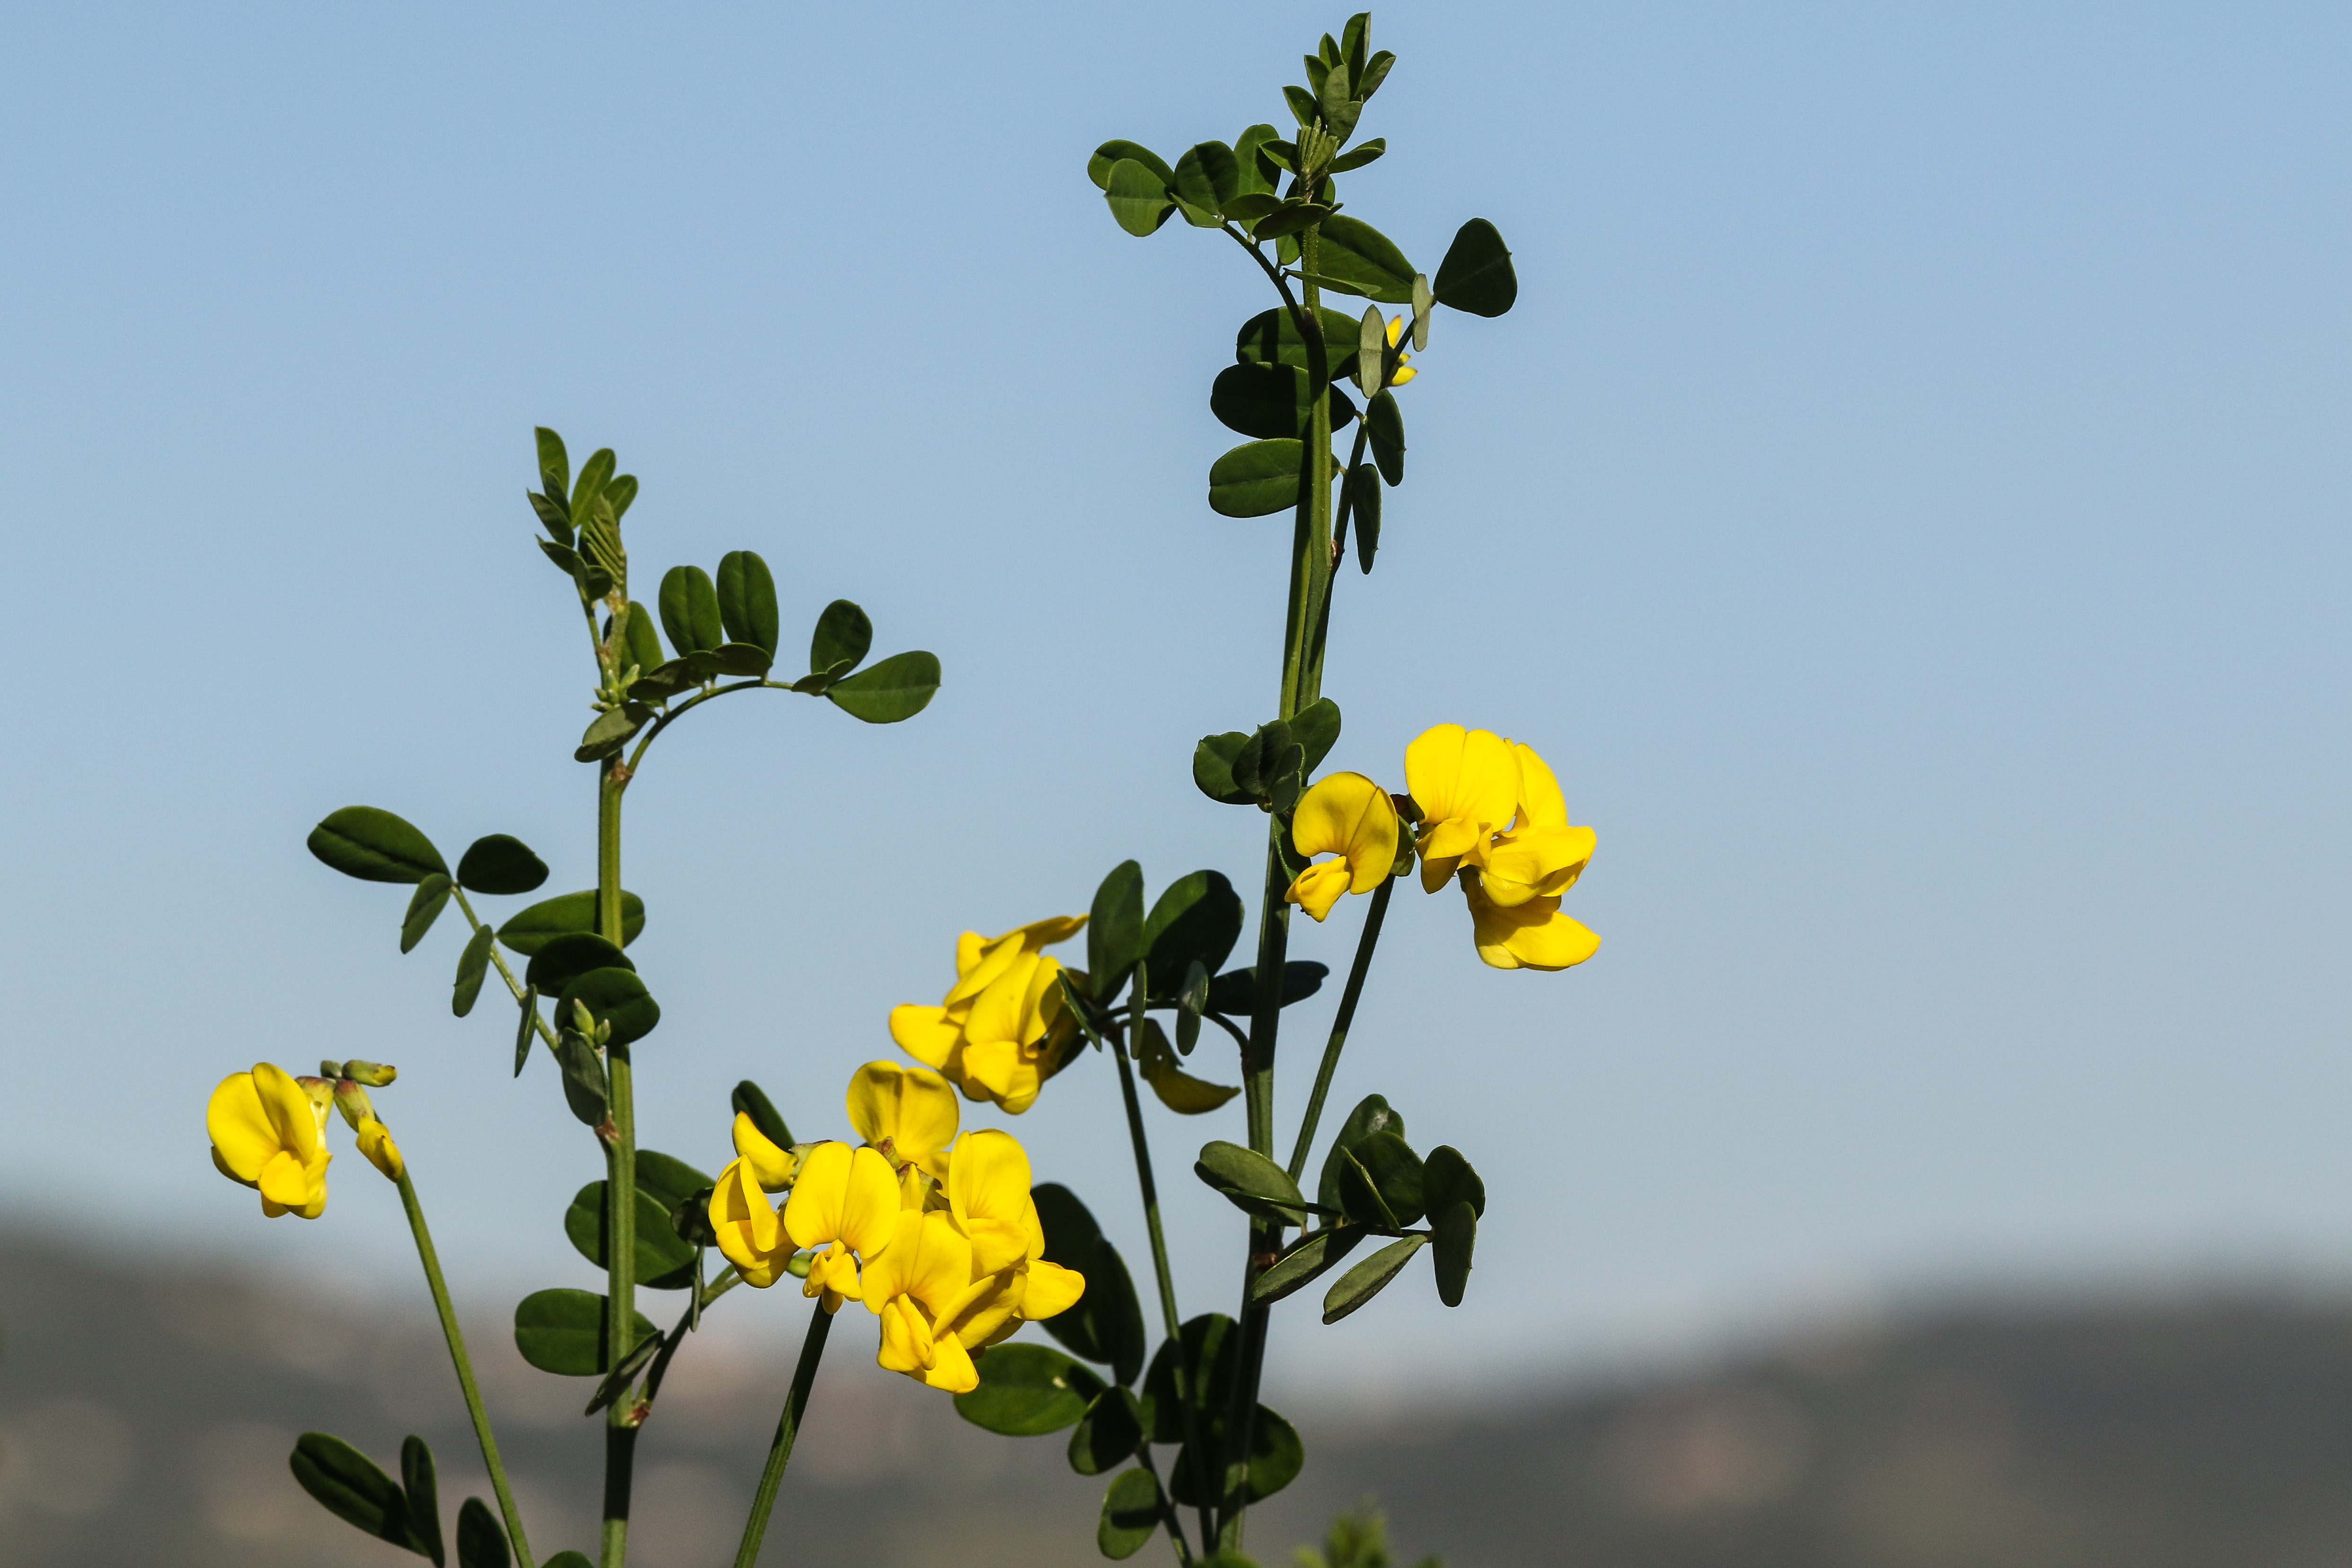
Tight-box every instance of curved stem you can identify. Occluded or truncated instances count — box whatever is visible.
[731,1302,834,1568]
[1285,876,1394,1184]
[622,677,794,774]
[396,1170,534,1568]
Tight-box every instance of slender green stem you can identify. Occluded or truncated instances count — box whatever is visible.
[1134,1442,1193,1567]
[1285,876,1395,1185]
[731,1302,834,1568]
[597,762,637,1568]
[623,677,803,774]
[396,1171,535,1568]
[449,886,559,1051]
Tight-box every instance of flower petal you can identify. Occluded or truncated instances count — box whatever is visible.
[1285,859,1353,922]
[782,1141,853,1251]
[888,1004,961,1070]
[1511,740,1567,829]
[1019,1259,1087,1321]
[205,1072,275,1182]
[732,1113,800,1191]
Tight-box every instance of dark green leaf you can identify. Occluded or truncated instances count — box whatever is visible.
[1354,1131,1426,1224]
[691,642,774,679]
[564,1180,698,1290]
[1251,199,1333,241]
[1250,1225,1365,1304]
[634,1150,711,1211]
[1290,696,1341,771]
[1210,362,1331,442]
[1174,959,1209,1054]
[537,537,589,588]
[574,705,646,764]
[715,550,780,653]
[1086,861,1145,1002]
[953,1342,1104,1435]
[527,492,571,548]
[496,890,644,955]
[1322,1234,1426,1323]
[400,1436,444,1567]
[524,932,632,994]
[456,1498,511,1568]
[401,875,452,954]
[1282,84,1318,128]
[1034,1184,1148,1384]
[1432,217,1517,317]
[603,473,637,524]
[288,1433,412,1551]
[1098,1467,1162,1560]
[1068,1386,1145,1475]
[618,600,664,682]
[535,429,571,512]
[512,1288,657,1377]
[1313,215,1416,304]
[826,650,941,724]
[569,447,613,519]
[1086,140,1173,189]
[1104,158,1175,237]
[1420,1145,1487,1220]
[1233,123,1284,195]
[582,1327,664,1417]
[732,1080,792,1149]
[1142,1314,1238,1444]
[1208,439,1303,518]
[809,599,872,676]
[1433,1199,1477,1307]
[658,565,723,655]
[1235,305,1364,382]
[1358,49,1395,100]
[1173,140,1240,218]
[1192,731,1257,805]
[1367,389,1405,485]
[544,1556,594,1568]
[513,986,537,1077]
[1329,137,1386,173]
[555,967,660,1048]
[1195,1140,1308,1225]
[552,1032,607,1127]
[1169,1404,1304,1507]
[455,835,548,896]
[1203,961,1329,1015]
[308,806,449,885]
[1350,462,1382,572]
[1145,871,1244,997]
[452,924,494,1018]
[1315,1094,1405,1212]
[625,659,699,703]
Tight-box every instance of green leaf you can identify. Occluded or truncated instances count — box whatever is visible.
[551,1032,607,1127]
[1174,959,1209,1054]
[732,1080,792,1148]
[1098,1467,1163,1560]
[452,924,494,1018]
[582,1327,664,1417]
[715,550,780,653]
[1203,961,1329,1015]
[535,429,571,512]
[455,835,548,896]
[513,987,537,1077]
[1173,140,1241,219]
[1350,462,1383,573]
[826,650,941,723]
[1249,1225,1365,1304]
[1358,49,1396,100]
[1251,199,1333,241]
[1192,731,1256,805]
[1322,1234,1426,1323]
[1351,1130,1426,1225]
[456,1498,510,1568]
[1432,1199,1477,1308]
[1086,140,1173,189]
[603,473,637,524]
[952,1342,1104,1436]
[1104,158,1175,237]
[528,491,571,548]
[1233,123,1284,194]
[1432,217,1518,317]
[1210,362,1331,442]
[555,967,660,1048]
[1357,305,1386,396]
[1420,1145,1487,1220]
[809,599,872,676]
[1086,861,1145,1002]
[496,890,644,955]
[512,1288,657,1377]
[524,931,632,995]
[694,642,775,679]
[1068,1386,1145,1476]
[1033,1183,1148,1384]
[288,1433,414,1552]
[1168,1404,1304,1507]
[564,1180,699,1290]
[618,600,664,683]
[625,659,698,703]
[1195,1140,1308,1225]
[1366,389,1405,485]
[1315,1094,1405,1212]
[1235,305,1364,382]
[308,806,449,885]
[634,1149,711,1210]
[1313,215,1416,304]
[544,1554,595,1568]
[1141,1314,1238,1444]
[401,875,453,954]
[658,565,723,655]
[1290,696,1341,772]
[1283,84,1318,128]
[1329,137,1386,173]
[1208,439,1303,518]
[400,1436,445,1567]
[574,705,647,764]
[1145,871,1244,998]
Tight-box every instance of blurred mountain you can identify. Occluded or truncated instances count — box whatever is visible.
[9,1226,2352,1568]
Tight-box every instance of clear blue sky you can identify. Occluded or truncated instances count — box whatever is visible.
[3,2,2345,1392]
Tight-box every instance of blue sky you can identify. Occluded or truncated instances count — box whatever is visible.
[2,2,2346,1392]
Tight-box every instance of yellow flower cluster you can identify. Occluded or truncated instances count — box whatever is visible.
[888,916,1087,1113]
[206,1061,407,1218]
[712,1061,1086,1394]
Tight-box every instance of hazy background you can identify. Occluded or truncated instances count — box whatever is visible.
[3,0,2347,1421]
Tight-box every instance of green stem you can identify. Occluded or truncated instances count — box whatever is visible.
[1134,1443,1193,1568]
[597,761,637,1568]
[397,1170,535,1568]
[1108,964,1214,1552]
[730,1302,834,1568]
[449,886,559,1051]
[1285,875,1394,1185]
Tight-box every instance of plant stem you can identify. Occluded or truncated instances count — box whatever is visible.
[597,759,638,1568]
[1109,963,1215,1550]
[396,1170,535,1568]
[1134,1443,1193,1567]
[1285,875,1394,1185]
[730,1302,834,1568]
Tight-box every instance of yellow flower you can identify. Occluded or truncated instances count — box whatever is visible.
[846,1060,960,1189]
[330,1078,402,1182]
[782,1141,902,1310]
[1477,742,1595,908]
[1384,313,1417,386]
[1284,771,1400,920]
[207,1063,333,1219]
[354,1118,404,1181]
[711,1154,797,1289]
[1463,878,1600,971]
[731,1112,800,1192]
[889,915,1087,1114]
[1406,724,1601,971]
[1404,724,1520,891]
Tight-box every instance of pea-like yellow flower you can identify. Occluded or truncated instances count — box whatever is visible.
[1405,723,1601,971]
[1383,313,1417,387]
[889,916,1087,1114]
[207,1063,333,1219]
[1284,771,1401,920]
[1404,724,1521,892]
[330,1078,403,1182]
[731,1113,799,1192]
[783,1141,902,1310]
[846,1060,960,1189]
[354,1118,404,1181]
[710,1155,797,1289]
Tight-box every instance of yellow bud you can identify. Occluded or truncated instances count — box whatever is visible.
[343,1059,397,1087]
[331,1079,377,1131]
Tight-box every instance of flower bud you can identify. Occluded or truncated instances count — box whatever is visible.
[784,1250,814,1280]
[318,1059,346,1080]
[342,1059,397,1087]
[293,1075,336,1118]
[332,1078,377,1131]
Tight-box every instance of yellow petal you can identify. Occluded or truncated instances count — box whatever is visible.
[1003,914,1087,952]
[1292,773,1400,896]
[1464,883,1602,971]
[1389,361,1416,386]
[876,1294,939,1374]
[1285,858,1353,922]
[949,1129,1033,1242]
[940,1268,1025,1348]
[838,1146,905,1259]
[1405,726,1518,860]
[258,1148,317,1211]
[802,1242,863,1303]
[210,1144,258,1190]
[715,1157,788,1280]
[732,1113,800,1191]
[1141,1048,1242,1114]
[943,929,1026,1009]
[961,1218,1031,1278]
[205,1072,275,1182]
[1479,825,1596,907]
[1019,1259,1087,1321]
[888,1004,962,1070]
[356,1119,404,1181]
[1511,740,1567,829]
[782,1141,852,1251]
[922,1330,979,1392]
[863,1209,976,1316]
[847,1059,961,1163]
[252,1063,324,1163]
